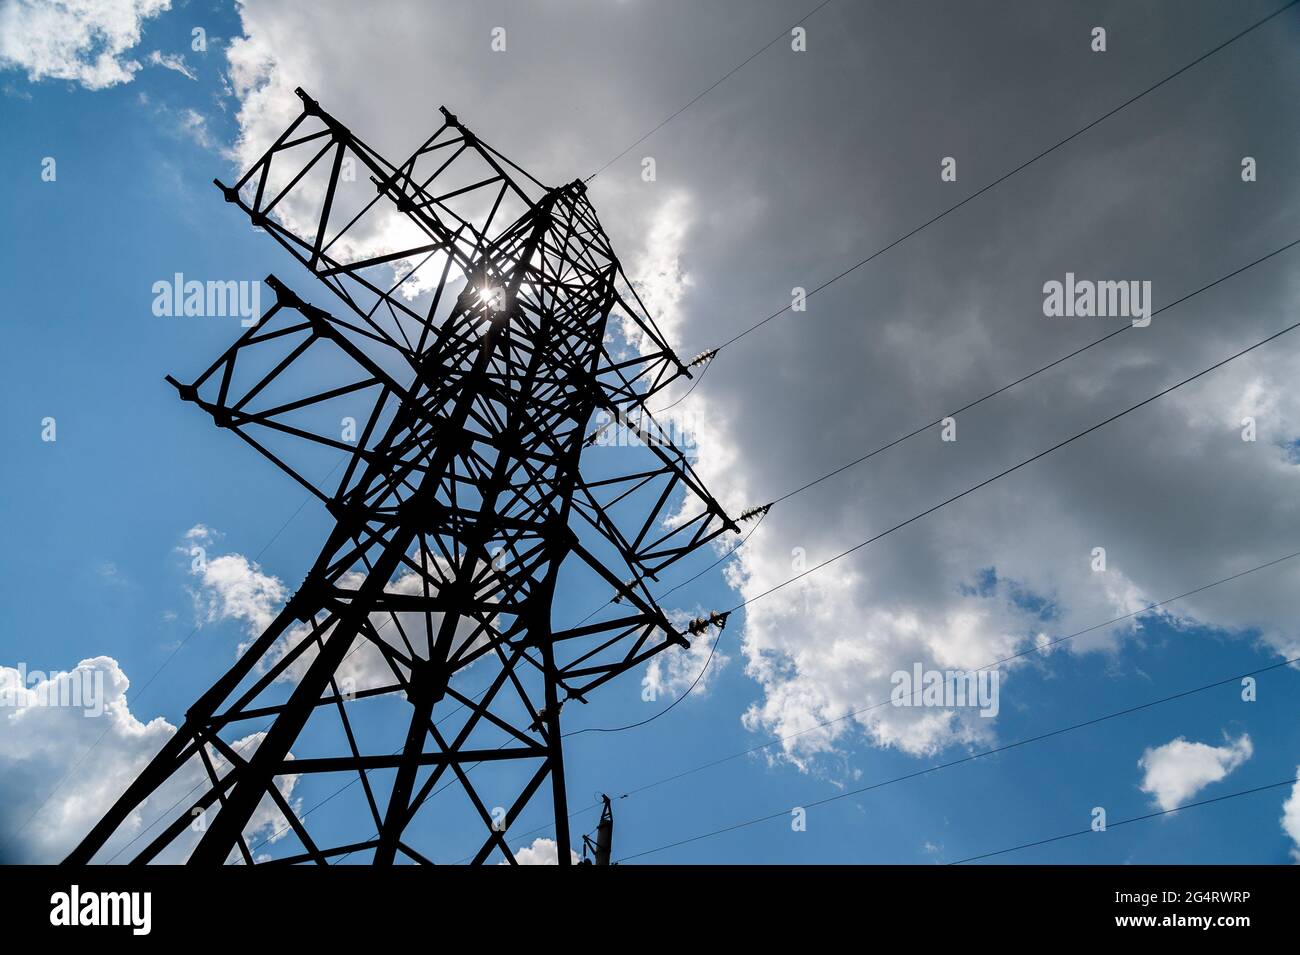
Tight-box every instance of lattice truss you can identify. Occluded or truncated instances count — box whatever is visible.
[68,89,738,866]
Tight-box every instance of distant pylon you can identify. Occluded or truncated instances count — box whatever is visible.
[66,90,735,866]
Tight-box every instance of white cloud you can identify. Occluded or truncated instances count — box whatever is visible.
[0,0,171,90]
[1138,733,1253,812]
[0,655,298,863]
[624,191,695,350]
[505,837,579,865]
[147,48,194,80]
[1282,771,1300,863]
[193,551,284,634]
[176,106,212,147]
[186,523,285,647]
[137,92,216,149]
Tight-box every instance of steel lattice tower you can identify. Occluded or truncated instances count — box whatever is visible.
[66,90,736,865]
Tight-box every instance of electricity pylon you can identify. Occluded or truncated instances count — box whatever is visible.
[66,89,736,865]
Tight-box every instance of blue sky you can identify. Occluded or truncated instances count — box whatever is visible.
[1,0,1299,865]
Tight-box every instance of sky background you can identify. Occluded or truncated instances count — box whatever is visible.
[1,0,1299,865]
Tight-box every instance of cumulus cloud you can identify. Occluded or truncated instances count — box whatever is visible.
[1138,733,1253,812]
[505,837,579,865]
[186,524,285,648]
[0,655,298,863]
[192,551,284,634]
[1282,771,1300,863]
[0,0,171,89]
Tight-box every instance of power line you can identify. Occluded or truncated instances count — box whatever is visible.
[659,508,769,600]
[592,0,1297,375]
[563,628,725,738]
[949,775,1300,865]
[585,0,840,182]
[460,546,1300,855]
[292,2,1297,857]
[768,238,1300,506]
[705,0,1298,353]
[613,655,1300,862]
[553,504,764,738]
[564,236,1300,743]
[651,354,715,414]
[619,547,1300,796]
[724,313,1300,618]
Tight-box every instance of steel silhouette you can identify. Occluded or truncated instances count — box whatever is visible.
[66,90,735,865]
